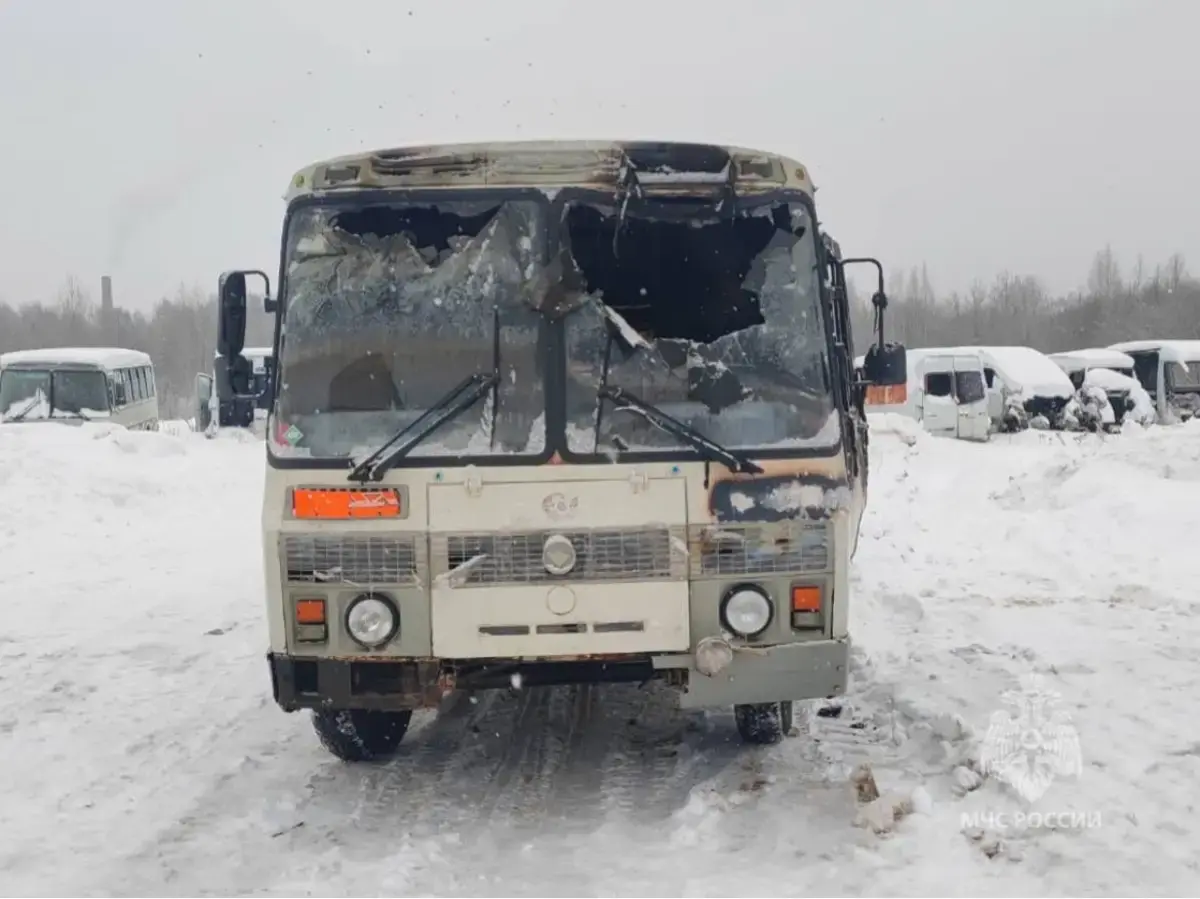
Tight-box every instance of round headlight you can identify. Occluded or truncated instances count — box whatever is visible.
[722,586,773,637]
[345,595,399,648]
[542,534,577,576]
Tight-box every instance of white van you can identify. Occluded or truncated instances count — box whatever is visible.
[0,347,159,430]
[1048,348,1154,427]
[857,348,991,441]
[1108,339,1200,423]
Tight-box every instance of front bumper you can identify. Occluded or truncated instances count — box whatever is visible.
[653,637,849,708]
[268,638,850,713]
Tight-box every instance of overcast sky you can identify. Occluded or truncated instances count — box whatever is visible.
[1,0,1197,310]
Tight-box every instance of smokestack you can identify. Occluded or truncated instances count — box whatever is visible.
[100,276,114,344]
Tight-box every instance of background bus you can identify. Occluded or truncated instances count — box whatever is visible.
[0,347,159,429]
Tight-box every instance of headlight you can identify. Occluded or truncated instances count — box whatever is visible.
[542,534,577,576]
[721,586,773,637]
[345,594,399,648]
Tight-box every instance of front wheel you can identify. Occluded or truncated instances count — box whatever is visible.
[311,708,413,762]
[734,701,794,745]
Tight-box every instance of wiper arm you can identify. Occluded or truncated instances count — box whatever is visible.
[5,395,45,423]
[349,305,504,482]
[348,372,499,482]
[597,384,764,474]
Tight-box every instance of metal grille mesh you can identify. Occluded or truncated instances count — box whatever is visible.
[688,522,830,577]
[284,534,419,585]
[432,527,687,586]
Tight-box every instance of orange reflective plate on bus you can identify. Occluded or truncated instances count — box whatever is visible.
[292,488,402,519]
[865,383,907,406]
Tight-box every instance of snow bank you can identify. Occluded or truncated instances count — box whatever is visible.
[3,415,1200,895]
[866,411,926,446]
[852,417,1200,894]
[0,423,283,895]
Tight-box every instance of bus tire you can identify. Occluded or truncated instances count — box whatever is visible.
[734,701,793,745]
[311,708,413,762]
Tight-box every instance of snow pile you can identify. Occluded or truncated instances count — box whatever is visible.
[1083,367,1156,425]
[1084,366,1135,392]
[1049,348,1135,370]
[978,345,1076,399]
[865,411,926,445]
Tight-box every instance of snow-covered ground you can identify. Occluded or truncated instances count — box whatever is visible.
[2,417,1199,896]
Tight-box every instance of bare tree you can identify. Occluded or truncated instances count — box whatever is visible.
[847,245,1200,355]
[5,245,1200,418]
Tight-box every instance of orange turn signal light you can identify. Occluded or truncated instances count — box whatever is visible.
[865,383,907,406]
[791,585,821,613]
[292,487,401,519]
[295,598,327,625]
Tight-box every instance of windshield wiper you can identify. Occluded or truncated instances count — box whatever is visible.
[54,410,93,422]
[348,372,499,482]
[4,395,46,423]
[597,384,763,474]
[348,308,503,482]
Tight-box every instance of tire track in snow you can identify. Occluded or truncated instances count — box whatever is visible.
[481,683,600,835]
[97,682,748,895]
[337,688,502,839]
[482,686,564,828]
[597,683,706,823]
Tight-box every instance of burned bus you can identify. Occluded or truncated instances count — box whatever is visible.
[217,141,906,760]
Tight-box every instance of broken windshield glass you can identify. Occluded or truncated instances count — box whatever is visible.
[273,198,547,459]
[561,197,836,455]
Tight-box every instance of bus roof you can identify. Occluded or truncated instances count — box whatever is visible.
[214,346,273,360]
[284,140,815,204]
[0,347,152,370]
[1108,339,1200,364]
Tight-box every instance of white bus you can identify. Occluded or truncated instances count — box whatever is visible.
[0,347,159,430]
[1108,339,1200,423]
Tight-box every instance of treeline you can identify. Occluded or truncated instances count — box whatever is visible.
[0,247,1195,418]
[849,247,1197,353]
[0,279,274,419]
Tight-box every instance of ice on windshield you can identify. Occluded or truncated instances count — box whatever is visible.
[3,389,49,421]
[0,370,110,422]
[562,199,836,455]
[274,200,547,459]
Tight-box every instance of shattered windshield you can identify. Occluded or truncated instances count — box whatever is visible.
[561,196,835,455]
[0,369,111,421]
[1168,360,1200,391]
[273,197,547,459]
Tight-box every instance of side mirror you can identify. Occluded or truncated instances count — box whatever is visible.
[863,343,907,387]
[218,269,271,358]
